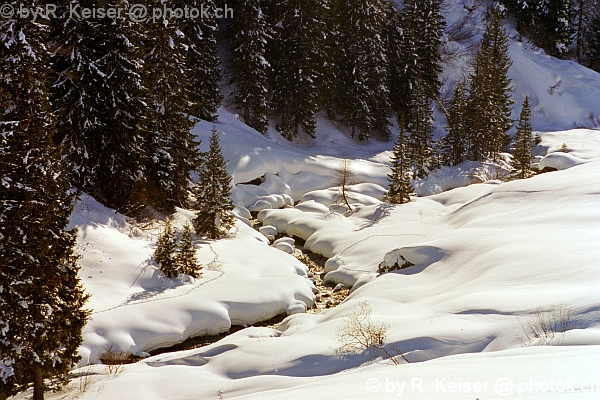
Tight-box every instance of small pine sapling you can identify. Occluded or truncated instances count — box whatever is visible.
[154,220,179,278]
[194,127,236,239]
[511,97,534,179]
[384,116,412,204]
[177,223,203,278]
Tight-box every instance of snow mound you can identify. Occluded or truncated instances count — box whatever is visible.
[538,151,587,171]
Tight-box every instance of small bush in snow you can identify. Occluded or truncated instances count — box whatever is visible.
[519,304,574,345]
[98,345,134,374]
[336,301,409,365]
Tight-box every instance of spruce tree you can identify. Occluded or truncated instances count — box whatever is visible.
[468,7,514,161]
[179,0,223,121]
[585,15,600,71]
[143,0,199,211]
[534,0,574,57]
[154,221,179,278]
[407,86,435,179]
[511,97,534,179]
[231,0,271,134]
[51,1,150,213]
[177,223,202,278]
[194,128,235,239]
[270,0,328,140]
[0,4,89,398]
[384,117,412,204]
[441,80,469,166]
[334,0,391,140]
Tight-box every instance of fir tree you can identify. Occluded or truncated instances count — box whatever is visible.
[468,7,514,161]
[154,221,179,278]
[194,128,235,239]
[0,5,89,398]
[441,80,469,166]
[384,116,412,204]
[585,15,600,71]
[51,1,151,213]
[334,0,391,140]
[177,223,202,278]
[534,0,574,57]
[179,0,223,121]
[143,0,199,211]
[511,97,535,179]
[231,0,271,134]
[407,86,435,179]
[270,0,328,140]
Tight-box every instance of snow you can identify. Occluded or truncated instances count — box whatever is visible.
[12,1,600,398]
[68,194,314,364]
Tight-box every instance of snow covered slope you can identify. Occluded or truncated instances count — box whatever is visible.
[69,196,314,364]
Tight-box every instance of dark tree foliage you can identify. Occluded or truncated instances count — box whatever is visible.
[194,128,235,239]
[0,5,89,399]
[52,0,150,214]
[177,223,202,278]
[384,116,412,204]
[270,0,328,140]
[154,220,179,278]
[143,0,199,211]
[468,7,514,161]
[231,0,271,134]
[511,97,535,178]
[178,0,223,121]
[334,0,391,141]
[441,80,469,166]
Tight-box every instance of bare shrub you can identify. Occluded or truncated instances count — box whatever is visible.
[334,158,359,212]
[76,366,95,392]
[336,301,409,365]
[519,304,574,345]
[98,345,134,374]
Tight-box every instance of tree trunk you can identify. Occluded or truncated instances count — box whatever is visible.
[33,364,44,400]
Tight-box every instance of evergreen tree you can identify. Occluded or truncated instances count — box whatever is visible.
[154,221,179,278]
[194,128,235,239]
[384,116,412,204]
[179,0,223,121]
[143,0,199,211]
[270,0,328,140]
[51,0,106,193]
[585,14,600,70]
[0,5,89,398]
[468,7,514,161]
[334,0,391,140]
[534,0,574,57]
[231,0,271,134]
[52,1,150,213]
[177,223,203,278]
[407,86,435,179]
[441,80,469,166]
[511,97,535,179]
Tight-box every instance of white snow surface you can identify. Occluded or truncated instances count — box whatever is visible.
[69,197,314,364]
[16,0,600,397]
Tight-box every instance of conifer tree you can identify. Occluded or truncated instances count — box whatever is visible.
[51,0,106,193]
[468,7,514,161]
[154,221,179,278]
[179,0,223,121]
[334,0,391,140]
[384,117,412,204]
[177,223,203,278]
[585,15,600,70]
[270,0,328,140]
[231,0,271,134]
[143,1,199,211]
[407,87,435,179]
[511,97,535,179]
[442,80,469,166]
[0,5,89,398]
[534,0,574,57]
[194,128,236,239]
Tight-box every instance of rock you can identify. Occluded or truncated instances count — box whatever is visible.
[333,283,345,293]
[274,242,294,254]
[311,286,320,294]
